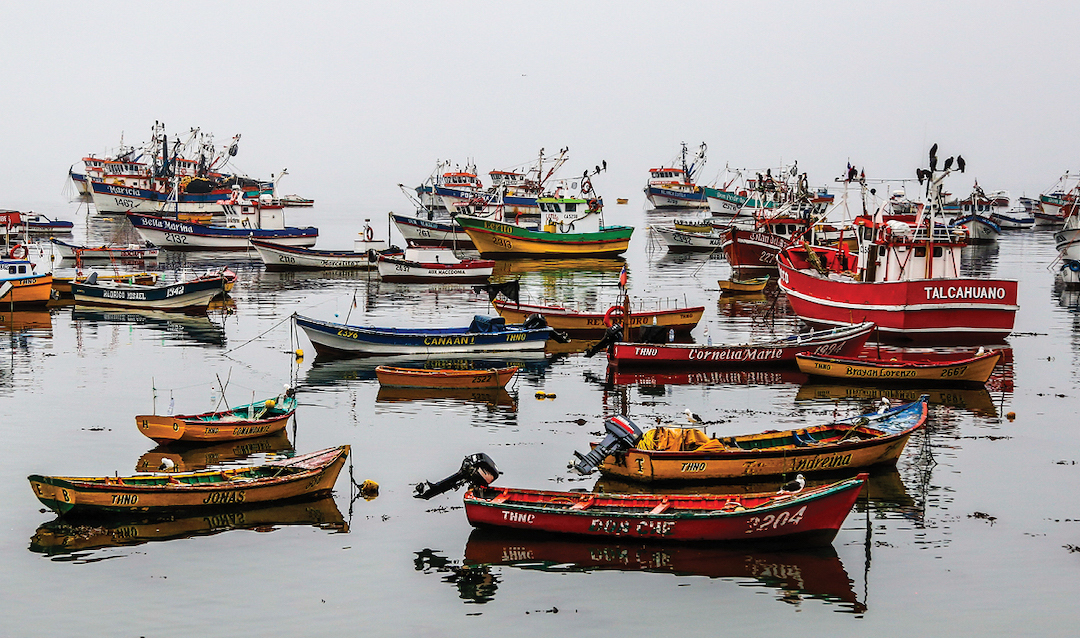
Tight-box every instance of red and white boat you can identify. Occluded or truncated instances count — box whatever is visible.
[608,322,874,367]
[464,474,867,544]
[376,247,494,282]
[778,150,1018,344]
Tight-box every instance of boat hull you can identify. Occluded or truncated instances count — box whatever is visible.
[795,351,1002,384]
[390,213,474,248]
[464,475,866,544]
[127,212,318,250]
[493,300,703,335]
[375,365,517,389]
[721,227,791,272]
[28,446,349,516]
[652,226,724,252]
[72,276,225,311]
[610,322,873,367]
[0,273,54,306]
[599,399,926,483]
[376,256,494,282]
[777,250,1018,343]
[135,398,296,444]
[645,185,707,209]
[455,215,634,257]
[250,239,376,270]
[50,238,158,260]
[294,314,552,357]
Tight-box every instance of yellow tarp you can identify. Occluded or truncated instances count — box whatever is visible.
[638,427,726,452]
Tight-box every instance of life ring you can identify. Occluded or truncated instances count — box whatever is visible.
[603,305,627,327]
[8,244,27,260]
[581,179,593,195]
[364,226,374,241]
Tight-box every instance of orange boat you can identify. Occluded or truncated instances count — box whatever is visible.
[135,389,297,444]
[375,365,517,389]
[0,256,53,306]
[492,299,704,336]
[796,349,1002,385]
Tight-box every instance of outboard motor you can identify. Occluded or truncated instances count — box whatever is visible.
[584,323,623,357]
[569,415,643,475]
[521,313,570,344]
[414,452,501,500]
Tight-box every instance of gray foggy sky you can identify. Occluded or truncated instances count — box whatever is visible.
[1,1,1076,213]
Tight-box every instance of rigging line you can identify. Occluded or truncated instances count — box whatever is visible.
[221,312,295,355]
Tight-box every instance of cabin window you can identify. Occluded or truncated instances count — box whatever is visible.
[878,245,886,256]
[552,204,562,213]
[565,203,577,212]
[933,246,943,257]
[7,266,14,274]
[915,247,926,257]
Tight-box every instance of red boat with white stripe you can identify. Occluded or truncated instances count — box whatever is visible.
[777,151,1018,344]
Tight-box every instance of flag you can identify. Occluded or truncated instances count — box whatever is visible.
[619,264,628,288]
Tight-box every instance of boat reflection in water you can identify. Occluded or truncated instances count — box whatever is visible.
[29,496,346,561]
[376,386,516,409]
[795,381,999,418]
[135,430,295,474]
[489,257,624,279]
[450,528,865,612]
[607,365,808,388]
[0,309,53,333]
[72,307,227,347]
[304,351,551,385]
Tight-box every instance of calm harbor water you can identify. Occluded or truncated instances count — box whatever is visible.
[1,200,1078,637]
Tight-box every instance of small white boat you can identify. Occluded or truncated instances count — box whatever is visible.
[50,238,160,260]
[376,247,494,282]
[651,224,724,252]
[950,214,1000,243]
[250,221,390,270]
[990,209,1034,229]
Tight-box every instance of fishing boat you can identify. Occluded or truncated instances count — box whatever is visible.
[27,445,350,517]
[375,365,517,389]
[50,237,160,260]
[777,148,1018,343]
[134,388,297,444]
[795,349,1002,385]
[463,475,867,544]
[492,299,704,336]
[454,179,633,257]
[126,189,317,250]
[644,142,708,209]
[390,212,475,249]
[0,210,73,234]
[651,224,725,252]
[592,396,926,483]
[294,313,559,357]
[249,220,391,270]
[608,322,874,367]
[719,275,770,294]
[71,273,227,311]
[0,254,53,306]
[377,247,494,282]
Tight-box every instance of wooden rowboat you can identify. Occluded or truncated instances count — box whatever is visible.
[795,350,1002,385]
[464,473,867,544]
[375,365,517,389]
[609,322,874,367]
[50,237,160,260]
[492,299,704,336]
[597,395,927,483]
[134,390,298,444]
[28,445,349,517]
[719,275,770,294]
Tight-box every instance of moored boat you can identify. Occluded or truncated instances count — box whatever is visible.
[294,313,560,357]
[795,350,1001,385]
[652,224,725,252]
[135,388,297,444]
[52,272,159,297]
[608,322,874,367]
[719,275,770,294]
[492,299,704,336]
[644,142,708,209]
[463,475,867,544]
[72,273,227,311]
[377,247,494,282]
[28,445,350,517]
[591,396,927,483]
[0,256,53,306]
[249,221,392,269]
[375,365,517,389]
[50,237,159,260]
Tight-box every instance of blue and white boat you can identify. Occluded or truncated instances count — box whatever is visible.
[294,313,558,357]
[72,272,227,311]
[644,142,708,209]
[127,192,317,250]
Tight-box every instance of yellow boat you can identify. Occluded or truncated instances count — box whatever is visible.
[492,299,704,335]
[134,389,297,444]
[28,446,349,516]
[718,275,770,294]
[375,365,518,389]
[795,350,1002,385]
[598,396,926,483]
